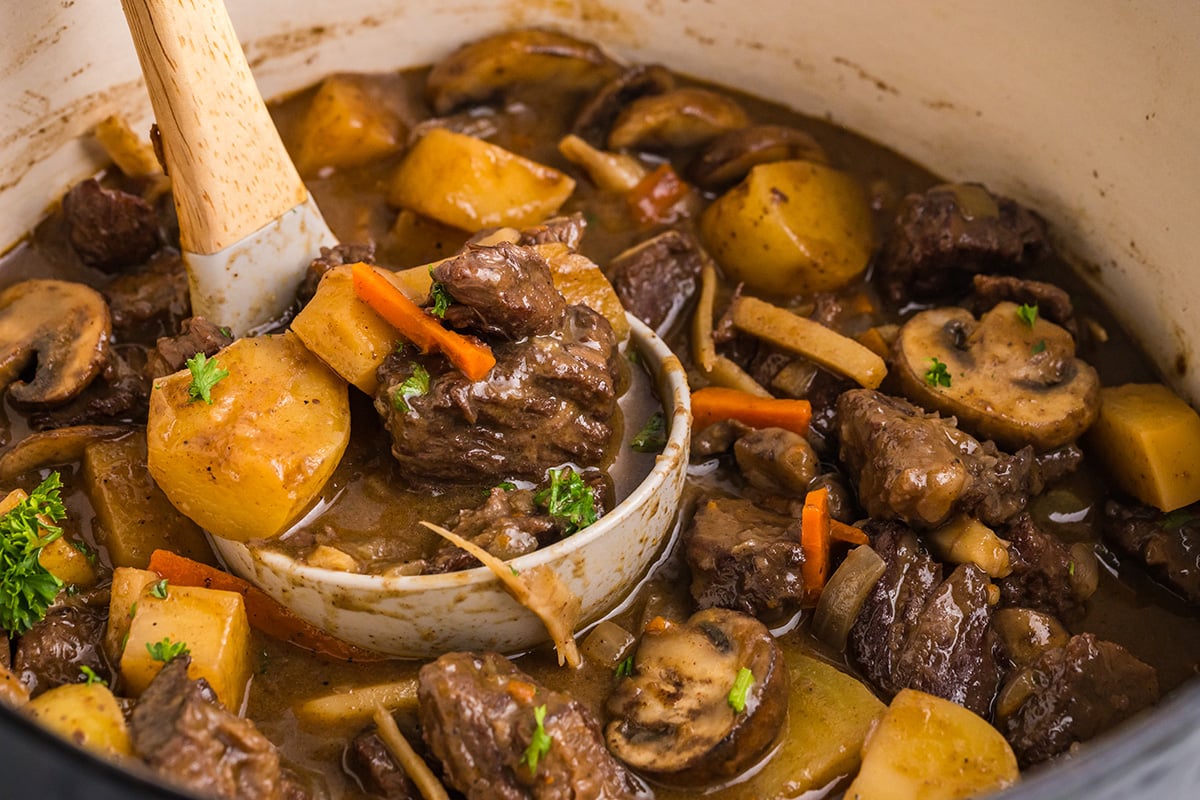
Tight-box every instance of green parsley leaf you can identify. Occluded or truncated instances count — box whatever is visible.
[497,481,517,492]
[150,578,169,599]
[1017,303,1039,328]
[615,656,634,679]
[392,364,431,413]
[521,704,553,774]
[924,357,952,388]
[185,352,229,404]
[0,472,67,636]
[146,637,190,663]
[535,468,598,535]
[728,666,755,713]
[69,538,97,564]
[1068,561,1076,576]
[429,281,453,318]
[631,411,667,453]
[79,665,107,687]
[1031,339,1047,354]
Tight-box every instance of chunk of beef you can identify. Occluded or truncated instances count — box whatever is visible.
[435,242,567,339]
[344,729,420,800]
[969,274,1077,335]
[999,513,1095,622]
[377,306,618,484]
[62,178,161,271]
[877,183,1050,303]
[518,213,588,251]
[608,230,703,333]
[15,590,112,697]
[418,651,644,800]
[422,487,561,574]
[997,633,1159,766]
[130,656,295,800]
[29,345,150,429]
[848,522,1000,716]
[733,426,819,497]
[1034,444,1084,485]
[684,497,805,623]
[1103,500,1200,605]
[104,249,191,337]
[145,316,235,380]
[297,242,376,305]
[837,389,1037,529]
[690,418,753,458]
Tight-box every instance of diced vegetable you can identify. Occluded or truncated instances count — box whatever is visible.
[628,163,693,225]
[801,487,832,603]
[82,434,214,569]
[700,159,873,296]
[845,688,1019,800]
[388,128,575,232]
[557,134,647,192]
[120,581,253,710]
[105,567,159,665]
[534,244,631,342]
[293,679,419,728]
[730,295,887,389]
[37,535,97,589]
[0,661,29,706]
[813,544,887,650]
[26,683,134,758]
[1087,383,1200,511]
[147,332,351,543]
[830,519,871,546]
[926,516,1012,578]
[580,620,636,668]
[691,386,812,436]
[293,75,402,176]
[92,114,160,177]
[692,261,772,396]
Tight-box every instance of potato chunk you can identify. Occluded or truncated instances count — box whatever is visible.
[293,75,402,176]
[147,332,350,542]
[700,159,872,296]
[1087,383,1200,512]
[388,128,575,232]
[27,683,133,758]
[120,582,252,710]
[845,688,1018,800]
[105,566,160,665]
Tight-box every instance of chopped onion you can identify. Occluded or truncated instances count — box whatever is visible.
[812,545,886,651]
[581,620,635,668]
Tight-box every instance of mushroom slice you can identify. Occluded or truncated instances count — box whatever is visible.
[892,301,1100,451]
[573,63,676,145]
[608,88,751,151]
[689,124,828,189]
[425,29,619,115]
[0,280,111,407]
[0,424,129,482]
[605,607,788,784]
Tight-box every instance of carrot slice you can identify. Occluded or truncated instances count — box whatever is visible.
[350,261,496,381]
[691,386,812,436]
[830,518,870,546]
[628,163,691,225]
[147,549,389,662]
[801,487,832,604]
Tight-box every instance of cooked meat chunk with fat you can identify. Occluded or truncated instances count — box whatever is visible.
[837,389,1038,529]
[62,178,161,271]
[434,242,567,339]
[418,651,643,800]
[848,521,1002,717]
[15,589,112,697]
[130,656,301,800]
[344,729,420,800]
[1103,500,1200,605]
[684,497,806,622]
[996,633,1159,767]
[876,182,1050,303]
[608,230,704,333]
[104,249,191,337]
[969,273,1077,335]
[732,426,819,497]
[999,513,1097,622]
[297,242,376,305]
[145,316,235,380]
[517,212,588,251]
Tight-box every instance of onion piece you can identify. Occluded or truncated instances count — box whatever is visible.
[812,544,886,650]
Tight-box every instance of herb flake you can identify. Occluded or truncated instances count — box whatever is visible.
[535,469,598,535]
[1017,303,1039,328]
[392,364,431,413]
[429,281,453,318]
[185,352,229,404]
[615,656,634,679]
[728,667,755,713]
[924,357,952,388]
[150,579,169,599]
[0,473,67,635]
[631,411,667,453]
[521,704,553,774]
[146,637,190,663]
[79,665,107,687]
[1031,339,1047,354]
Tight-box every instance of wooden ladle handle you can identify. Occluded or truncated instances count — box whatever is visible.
[120,0,307,255]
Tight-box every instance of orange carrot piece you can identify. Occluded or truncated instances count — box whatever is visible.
[830,518,870,546]
[506,679,538,705]
[643,615,672,634]
[801,487,831,604]
[691,386,812,436]
[147,549,389,663]
[350,261,496,381]
[628,163,691,225]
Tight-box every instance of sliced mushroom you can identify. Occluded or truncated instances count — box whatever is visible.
[573,63,676,145]
[0,280,111,407]
[689,124,828,188]
[425,29,619,115]
[0,424,129,482]
[608,87,751,151]
[892,301,1100,451]
[605,607,788,784]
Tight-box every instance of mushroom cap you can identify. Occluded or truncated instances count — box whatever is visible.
[607,87,751,151]
[892,302,1100,451]
[0,279,111,407]
[689,124,828,189]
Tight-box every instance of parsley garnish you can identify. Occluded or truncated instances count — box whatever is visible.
[392,364,431,413]
[1068,561,1076,576]
[150,579,169,599]
[69,538,97,564]
[924,357,952,388]
[146,637,190,663]
[615,656,634,678]
[185,352,229,404]
[1161,509,1197,530]
[631,411,667,453]
[1031,339,1047,354]
[429,280,453,318]
[497,481,517,492]
[1017,303,1039,328]
[535,469,597,535]
[521,704,553,774]
[728,667,755,713]
[0,473,67,635]
[79,665,107,687]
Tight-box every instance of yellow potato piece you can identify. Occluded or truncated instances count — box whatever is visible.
[535,243,631,342]
[293,75,402,176]
[120,583,252,711]
[105,567,160,666]
[700,159,872,296]
[1087,383,1200,512]
[37,536,98,589]
[845,689,1018,800]
[27,683,133,758]
[147,332,350,542]
[388,128,575,232]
